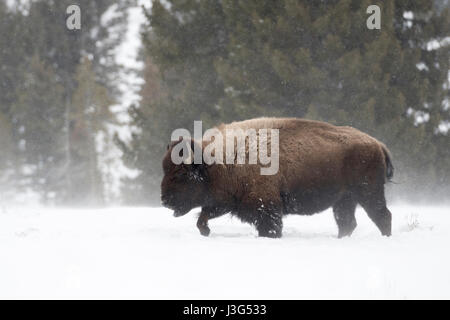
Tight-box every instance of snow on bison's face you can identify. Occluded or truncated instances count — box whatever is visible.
[161,139,207,217]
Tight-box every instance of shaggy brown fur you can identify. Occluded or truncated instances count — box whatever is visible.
[161,118,394,238]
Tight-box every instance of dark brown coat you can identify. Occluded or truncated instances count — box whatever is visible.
[161,118,393,238]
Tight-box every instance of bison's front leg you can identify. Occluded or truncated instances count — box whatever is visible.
[196,207,227,237]
[255,213,283,238]
[252,199,283,238]
[197,211,211,237]
[242,195,283,238]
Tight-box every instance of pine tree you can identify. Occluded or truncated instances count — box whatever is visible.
[0,2,19,182]
[117,1,230,204]
[0,1,27,112]
[0,110,13,174]
[68,57,113,206]
[116,57,171,204]
[13,55,66,204]
[0,0,132,204]
[0,110,15,204]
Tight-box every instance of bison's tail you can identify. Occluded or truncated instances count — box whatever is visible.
[381,144,394,182]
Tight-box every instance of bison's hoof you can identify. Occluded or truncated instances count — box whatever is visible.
[258,229,282,238]
[198,226,210,237]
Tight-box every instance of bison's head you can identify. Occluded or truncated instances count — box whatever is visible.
[161,139,208,217]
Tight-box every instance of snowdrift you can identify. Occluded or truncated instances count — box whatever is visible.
[0,205,448,299]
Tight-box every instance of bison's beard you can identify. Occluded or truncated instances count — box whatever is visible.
[173,208,190,217]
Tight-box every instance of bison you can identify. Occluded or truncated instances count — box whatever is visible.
[161,118,394,238]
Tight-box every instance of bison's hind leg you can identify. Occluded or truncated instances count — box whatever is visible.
[356,186,392,237]
[197,212,211,237]
[333,194,357,238]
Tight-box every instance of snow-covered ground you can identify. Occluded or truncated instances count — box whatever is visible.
[0,205,449,299]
